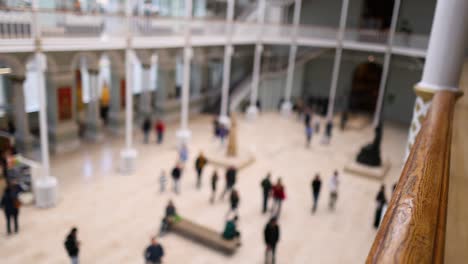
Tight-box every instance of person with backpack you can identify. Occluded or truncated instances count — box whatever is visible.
[64,227,80,264]
[264,217,280,264]
[144,237,164,264]
[194,152,207,189]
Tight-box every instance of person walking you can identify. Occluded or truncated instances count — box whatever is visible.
[144,237,164,264]
[264,217,280,264]
[261,173,272,214]
[374,185,387,229]
[194,152,207,189]
[64,227,80,264]
[142,118,151,144]
[219,125,228,146]
[227,188,240,218]
[328,171,339,210]
[322,120,333,145]
[178,144,189,164]
[155,119,165,144]
[1,181,22,235]
[210,171,218,203]
[220,166,237,200]
[311,174,322,213]
[159,170,167,193]
[305,124,313,148]
[271,179,286,218]
[171,164,182,194]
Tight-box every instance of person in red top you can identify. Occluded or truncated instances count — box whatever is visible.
[155,120,165,144]
[271,178,286,218]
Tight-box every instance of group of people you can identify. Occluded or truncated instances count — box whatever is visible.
[311,171,340,213]
[260,174,286,217]
[142,118,166,144]
[303,110,334,148]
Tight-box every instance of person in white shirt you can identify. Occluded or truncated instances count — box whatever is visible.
[328,171,339,210]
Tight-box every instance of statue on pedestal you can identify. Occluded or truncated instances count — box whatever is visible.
[227,114,238,157]
[356,124,382,167]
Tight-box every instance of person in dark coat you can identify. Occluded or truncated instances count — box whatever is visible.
[210,171,218,203]
[322,120,333,145]
[304,111,311,128]
[144,237,164,264]
[227,189,240,218]
[1,181,22,235]
[264,217,280,264]
[64,227,80,264]
[222,216,241,245]
[311,174,322,213]
[261,173,272,214]
[160,200,177,236]
[171,164,182,194]
[220,166,237,200]
[374,185,387,229]
[194,152,207,189]
[142,118,151,144]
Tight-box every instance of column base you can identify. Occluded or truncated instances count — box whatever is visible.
[246,105,258,121]
[280,101,293,117]
[176,129,192,146]
[108,110,126,135]
[49,121,81,154]
[218,115,231,128]
[120,148,138,175]
[34,176,58,208]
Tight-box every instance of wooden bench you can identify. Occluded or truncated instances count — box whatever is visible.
[168,217,239,255]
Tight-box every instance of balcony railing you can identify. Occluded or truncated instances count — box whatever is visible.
[0,8,429,56]
[367,90,458,263]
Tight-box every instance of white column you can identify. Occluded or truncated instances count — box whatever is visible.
[246,0,266,120]
[11,76,34,149]
[120,0,138,175]
[406,0,468,158]
[281,0,302,116]
[139,63,152,117]
[372,0,401,127]
[219,0,235,126]
[326,0,349,121]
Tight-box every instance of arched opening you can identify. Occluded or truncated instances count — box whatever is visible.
[349,60,382,114]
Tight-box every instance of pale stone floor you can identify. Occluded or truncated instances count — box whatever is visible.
[0,113,409,264]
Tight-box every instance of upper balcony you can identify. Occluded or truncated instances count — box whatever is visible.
[0,7,428,58]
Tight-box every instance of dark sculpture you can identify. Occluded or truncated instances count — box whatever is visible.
[356,124,383,167]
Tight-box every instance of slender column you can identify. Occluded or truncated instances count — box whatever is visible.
[219,0,235,125]
[10,76,34,150]
[246,0,266,120]
[84,69,103,141]
[120,0,138,175]
[108,69,125,135]
[281,0,302,116]
[139,63,152,117]
[406,0,468,158]
[176,0,193,144]
[326,0,349,121]
[372,0,401,127]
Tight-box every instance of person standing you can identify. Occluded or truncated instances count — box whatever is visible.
[210,171,218,203]
[221,166,237,200]
[171,164,182,194]
[305,125,313,148]
[194,152,207,189]
[227,189,240,218]
[328,171,339,210]
[159,170,167,193]
[155,119,165,144]
[1,181,22,235]
[142,118,151,144]
[304,111,311,128]
[261,173,272,214]
[322,120,333,145]
[374,185,387,229]
[311,174,322,213]
[264,217,280,264]
[271,179,286,218]
[64,227,80,264]
[144,237,164,264]
[178,144,189,164]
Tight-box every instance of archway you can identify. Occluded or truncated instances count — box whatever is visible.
[349,61,382,114]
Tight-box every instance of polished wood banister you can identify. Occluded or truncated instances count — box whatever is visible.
[366,90,458,263]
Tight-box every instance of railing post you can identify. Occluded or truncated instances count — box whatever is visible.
[405,0,468,159]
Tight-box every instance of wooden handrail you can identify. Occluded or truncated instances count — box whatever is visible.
[366,90,458,263]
